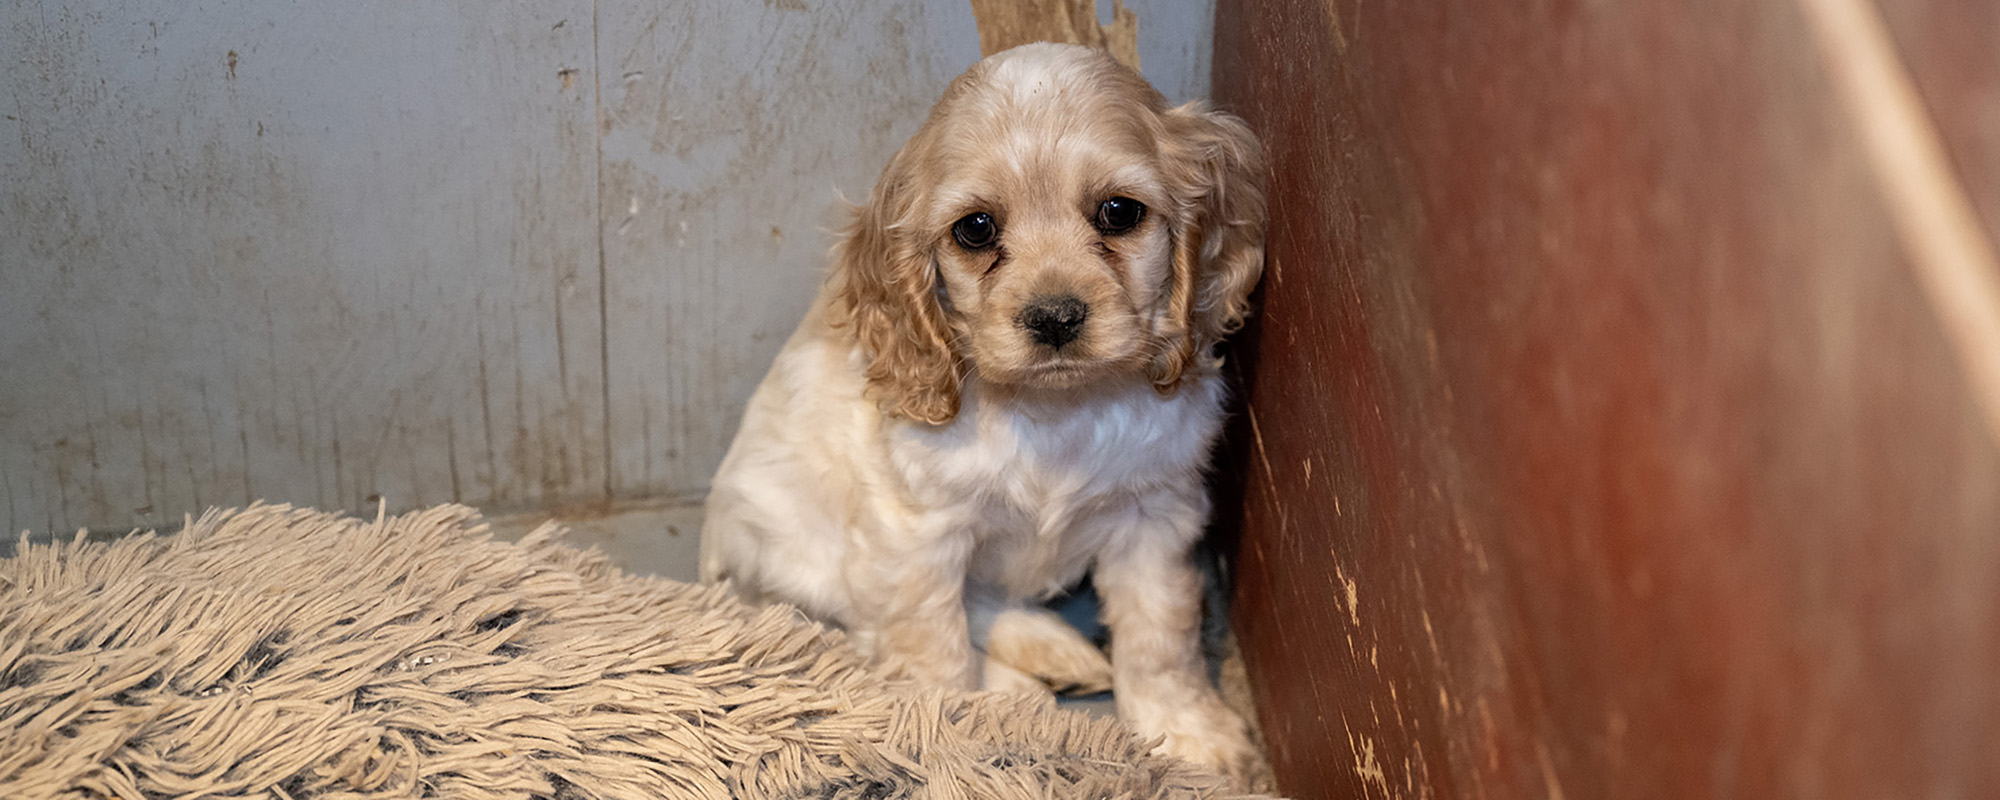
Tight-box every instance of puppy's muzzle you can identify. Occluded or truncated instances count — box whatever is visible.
[1018,296,1089,349]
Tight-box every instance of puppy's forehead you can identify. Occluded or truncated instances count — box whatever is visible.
[982,45,1150,104]
[955,46,1160,141]
[926,47,1167,211]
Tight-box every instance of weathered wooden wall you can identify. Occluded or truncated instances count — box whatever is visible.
[0,0,1213,535]
[1214,0,2000,797]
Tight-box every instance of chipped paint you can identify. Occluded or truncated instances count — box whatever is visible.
[1336,561,1361,625]
[1320,0,1351,54]
[1351,733,1390,795]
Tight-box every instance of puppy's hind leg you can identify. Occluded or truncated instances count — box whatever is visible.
[969,591,1114,695]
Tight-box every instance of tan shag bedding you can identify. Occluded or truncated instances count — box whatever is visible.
[0,504,1266,799]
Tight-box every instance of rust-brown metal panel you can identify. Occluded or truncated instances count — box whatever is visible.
[1213,1,2000,797]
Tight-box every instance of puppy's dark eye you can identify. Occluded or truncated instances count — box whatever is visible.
[952,212,998,250]
[1095,196,1146,234]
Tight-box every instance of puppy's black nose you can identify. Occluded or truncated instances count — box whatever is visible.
[1018,296,1089,349]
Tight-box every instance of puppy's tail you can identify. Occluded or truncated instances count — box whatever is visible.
[982,607,1114,695]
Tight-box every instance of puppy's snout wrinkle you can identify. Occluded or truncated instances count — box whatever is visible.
[1018,296,1089,349]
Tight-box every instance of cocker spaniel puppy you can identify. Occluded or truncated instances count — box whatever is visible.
[701,42,1266,778]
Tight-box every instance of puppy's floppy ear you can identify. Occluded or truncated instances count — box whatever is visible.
[1148,102,1267,391]
[826,143,963,425]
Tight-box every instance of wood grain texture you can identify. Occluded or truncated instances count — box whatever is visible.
[1213,0,2000,797]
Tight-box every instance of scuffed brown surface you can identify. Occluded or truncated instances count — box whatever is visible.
[1213,1,2000,797]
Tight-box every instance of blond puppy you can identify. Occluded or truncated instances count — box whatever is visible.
[701,42,1266,778]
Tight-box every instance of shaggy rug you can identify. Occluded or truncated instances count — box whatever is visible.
[0,504,1268,800]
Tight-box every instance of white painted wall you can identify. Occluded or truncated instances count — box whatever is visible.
[0,0,1214,535]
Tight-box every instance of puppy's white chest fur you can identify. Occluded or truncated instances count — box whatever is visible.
[889,376,1226,598]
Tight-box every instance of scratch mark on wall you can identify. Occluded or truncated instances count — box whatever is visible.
[237,411,252,506]
[553,277,572,395]
[1247,407,1276,490]
[1319,0,1350,54]
[364,393,404,505]
[261,289,282,391]
[330,414,346,508]
[640,402,653,487]
[1244,406,1293,537]
[42,472,58,538]
[179,425,204,514]
[307,365,329,510]
[1476,698,1499,771]
[197,378,224,501]
[967,0,1140,70]
[1536,740,1569,800]
[1337,561,1361,625]
[592,0,616,500]
[510,313,530,497]
[82,409,103,517]
[1346,723,1391,798]
[475,301,500,498]
[444,416,465,503]
[748,12,787,72]
[397,414,424,508]
[136,400,155,515]
[1420,608,1442,667]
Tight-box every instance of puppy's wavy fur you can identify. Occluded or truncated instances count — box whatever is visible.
[702,43,1265,779]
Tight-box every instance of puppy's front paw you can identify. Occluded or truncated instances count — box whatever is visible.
[1136,697,1266,786]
